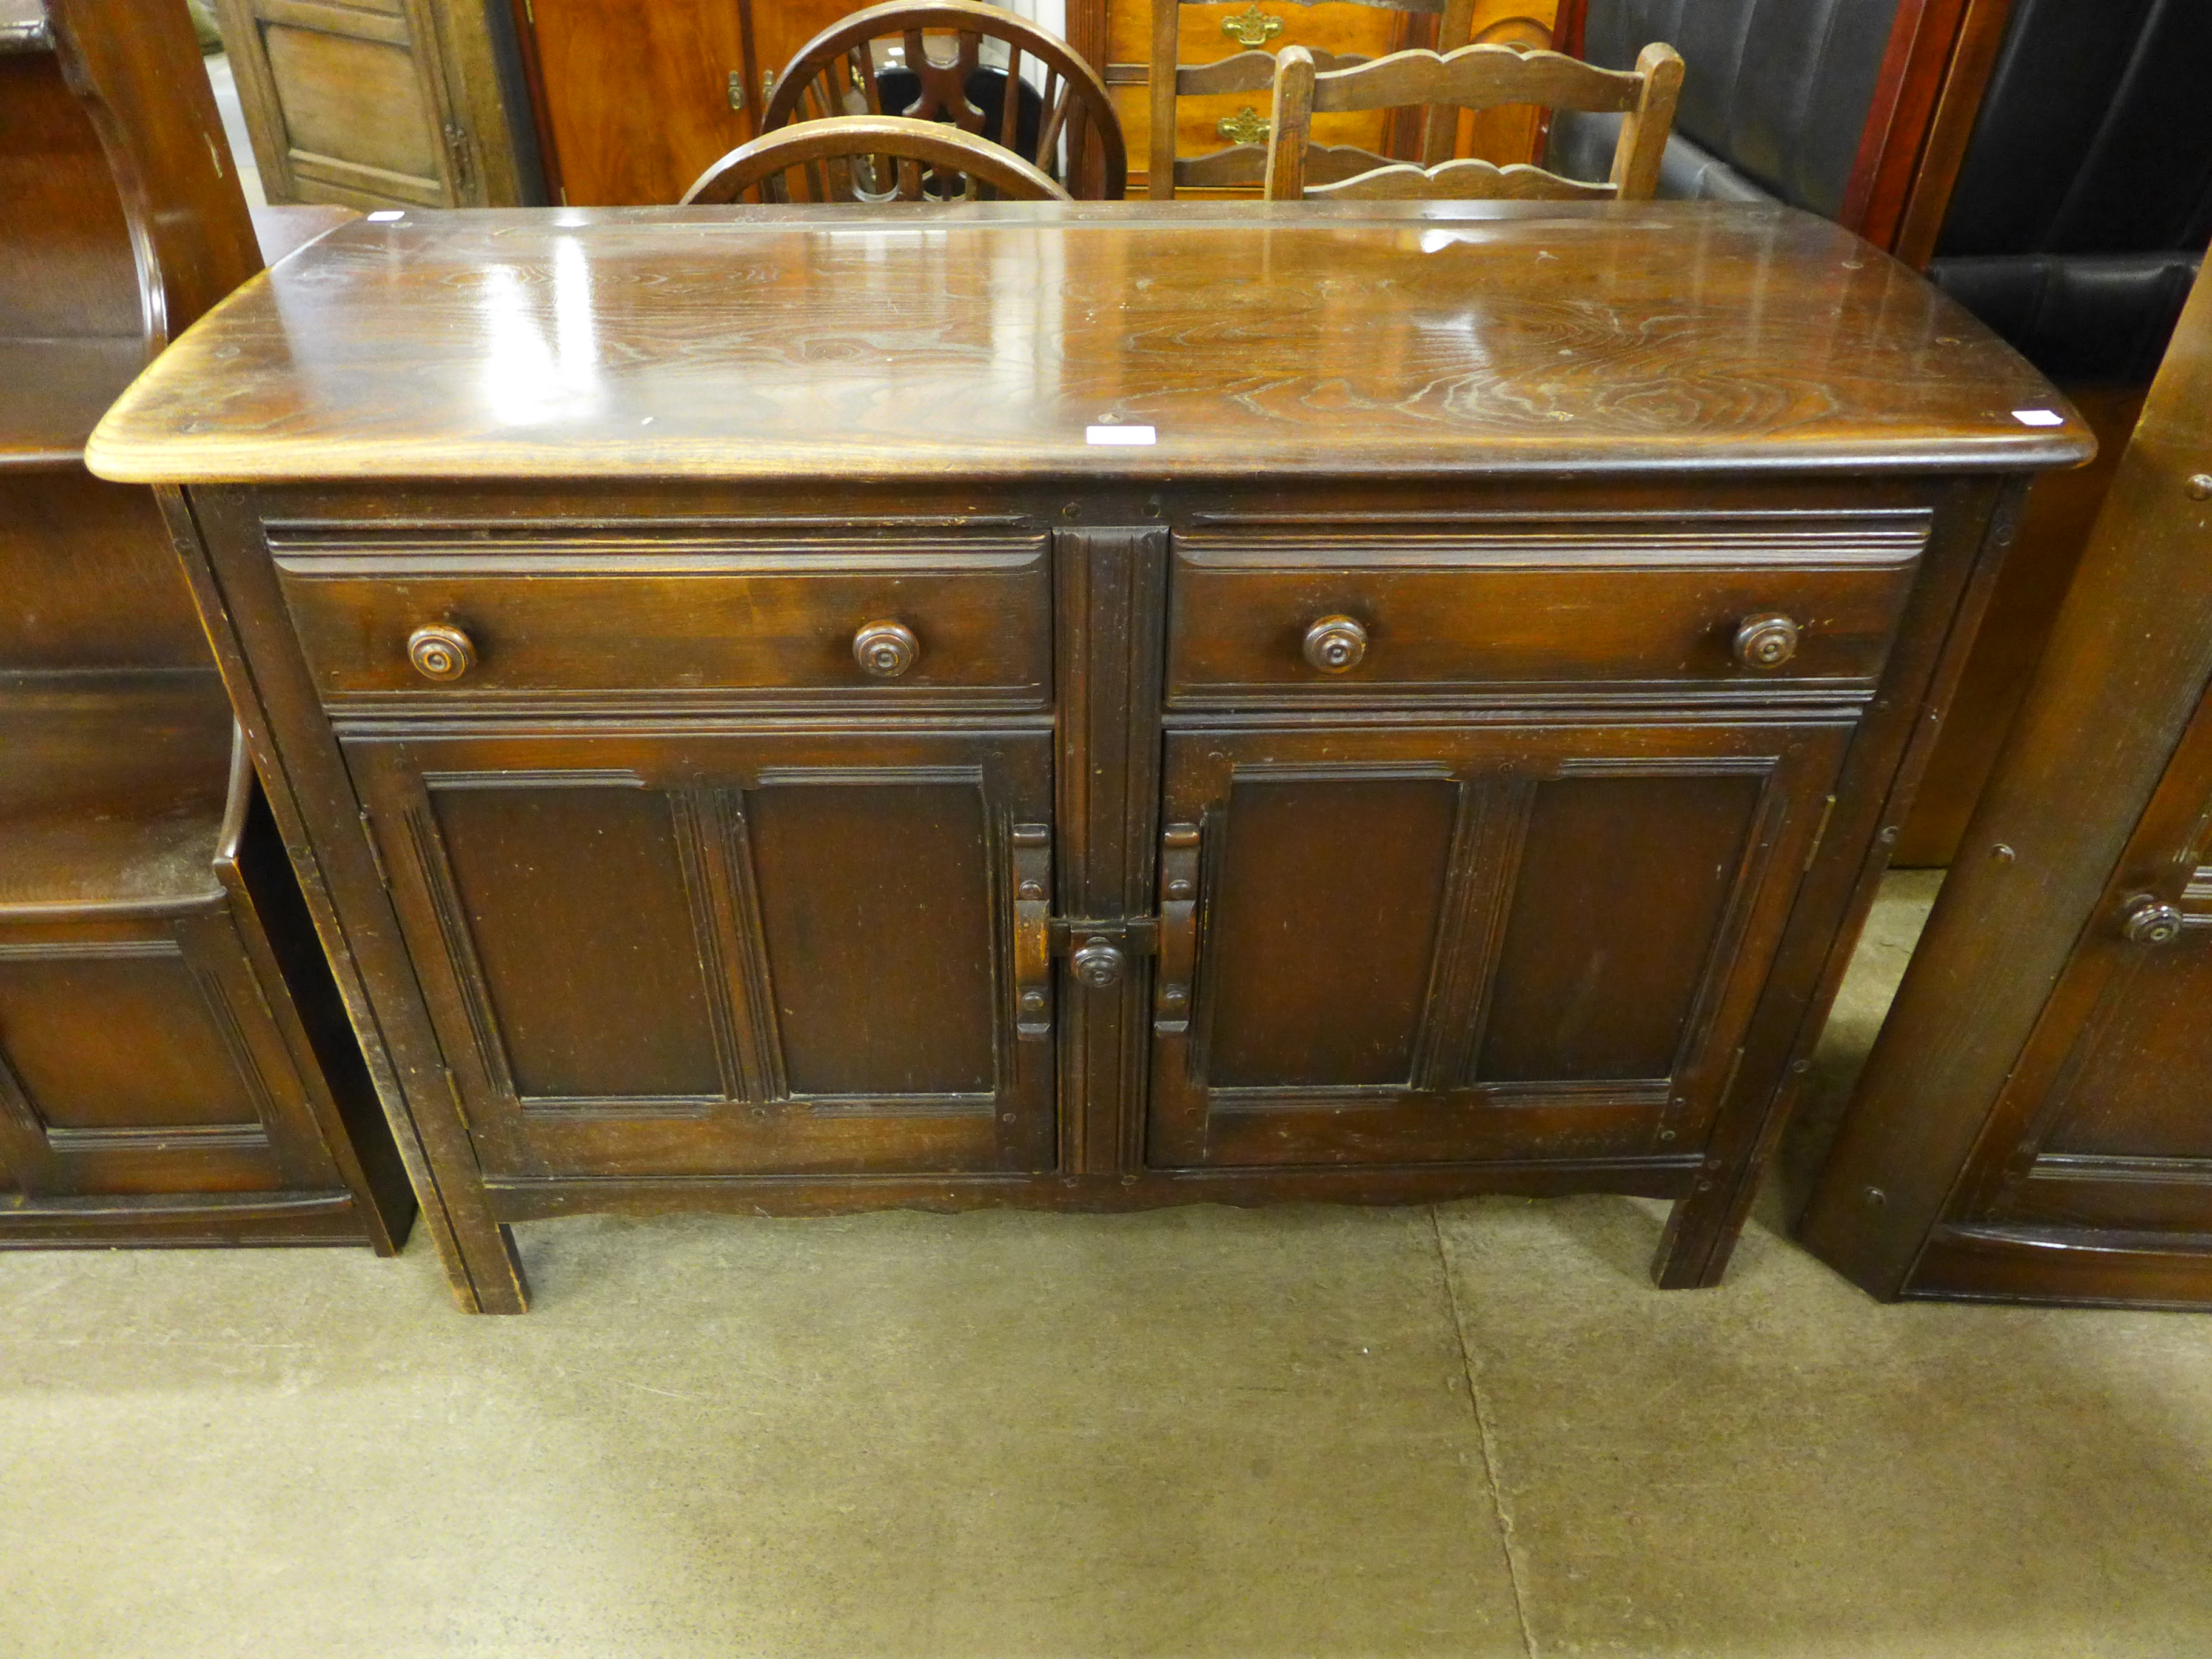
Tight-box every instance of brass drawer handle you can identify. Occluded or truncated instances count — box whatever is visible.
[407,623,476,682]
[853,619,919,678]
[1222,5,1283,45]
[1734,613,1800,669]
[1216,106,1270,144]
[1303,614,1367,672]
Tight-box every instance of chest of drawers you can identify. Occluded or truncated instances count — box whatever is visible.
[89,201,2089,1312]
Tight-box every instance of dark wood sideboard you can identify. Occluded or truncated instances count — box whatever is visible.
[88,201,2087,1312]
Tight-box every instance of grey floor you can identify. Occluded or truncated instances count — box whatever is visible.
[7,871,2212,1658]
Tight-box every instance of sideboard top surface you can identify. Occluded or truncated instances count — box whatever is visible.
[87,200,2090,486]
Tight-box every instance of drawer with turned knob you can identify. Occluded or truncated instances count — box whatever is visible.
[270,529,1050,708]
[1164,511,1929,702]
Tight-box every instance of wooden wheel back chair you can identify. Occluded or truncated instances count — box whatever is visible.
[682,113,1072,203]
[762,0,1126,199]
[1264,38,1682,199]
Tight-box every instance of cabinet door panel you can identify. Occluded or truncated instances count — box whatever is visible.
[350,728,1053,1178]
[1150,720,1849,1169]
[1476,771,1764,1084]
[0,917,337,1197]
[1204,774,1457,1088]
[748,779,997,1098]
[431,783,724,1102]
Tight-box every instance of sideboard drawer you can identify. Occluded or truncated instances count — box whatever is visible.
[275,538,1051,704]
[1165,514,1930,699]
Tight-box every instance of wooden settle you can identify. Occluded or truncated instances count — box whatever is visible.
[0,0,412,1249]
[1800,255,2212,1309]
[86,200,2090,1311]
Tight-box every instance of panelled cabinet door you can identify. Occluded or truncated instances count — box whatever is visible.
[1947,696,2212,1241]
[0,914,343,1198]
[1147,719,1852,1168]
[214,0,480,207]
[346,728,1054,1179]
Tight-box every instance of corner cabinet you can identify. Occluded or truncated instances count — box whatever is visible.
[84,204,2091,1310]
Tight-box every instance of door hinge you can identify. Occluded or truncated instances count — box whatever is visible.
[443,121,475,198]
[727,70,745,110]
[359,808,391,893]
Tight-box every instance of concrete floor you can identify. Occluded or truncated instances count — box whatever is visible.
[7,873,2212,1657]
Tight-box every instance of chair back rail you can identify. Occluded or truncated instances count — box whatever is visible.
[1265,38,1680,199]
[682,112,1074,203]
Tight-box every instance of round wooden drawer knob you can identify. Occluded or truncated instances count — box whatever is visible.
[1734,614,1801,670]
[1303,615,1367,673]
[407,623,476,682]
[2122,897,2185,947]
[853,620,919,679]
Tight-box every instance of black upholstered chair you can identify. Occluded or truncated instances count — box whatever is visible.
[1919,0,2212,385]
[1546,0,1899,216]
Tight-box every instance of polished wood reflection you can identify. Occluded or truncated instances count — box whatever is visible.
[90,202,2086,484]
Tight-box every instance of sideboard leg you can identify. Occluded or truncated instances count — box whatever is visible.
[443,1216,530,1314]
[1650,1179,1748,1290]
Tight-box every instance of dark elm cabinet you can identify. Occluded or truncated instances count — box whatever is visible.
[88,201,2087,1311]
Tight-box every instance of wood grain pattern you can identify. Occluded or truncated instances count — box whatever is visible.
[89,202,2090,485]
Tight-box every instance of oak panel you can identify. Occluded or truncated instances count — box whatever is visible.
[526,0,754,206]
[262,22,443,180]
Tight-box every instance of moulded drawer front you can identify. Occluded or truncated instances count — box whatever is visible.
[1165,514,1930,698]
[275,539,1052,703]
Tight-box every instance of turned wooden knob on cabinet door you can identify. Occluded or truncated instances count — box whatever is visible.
[853,620,919,679]
[2122,897,2186,946]
[1302,615,1367,672]
[407,624,475,682]
[1070,936,1125,988]
[1734,614,1801,669]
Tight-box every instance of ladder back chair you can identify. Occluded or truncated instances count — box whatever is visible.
[1148,0,1481,199]
[1264,38,1681,199]
[682,113,1074,203]
[762,0,1126,200]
